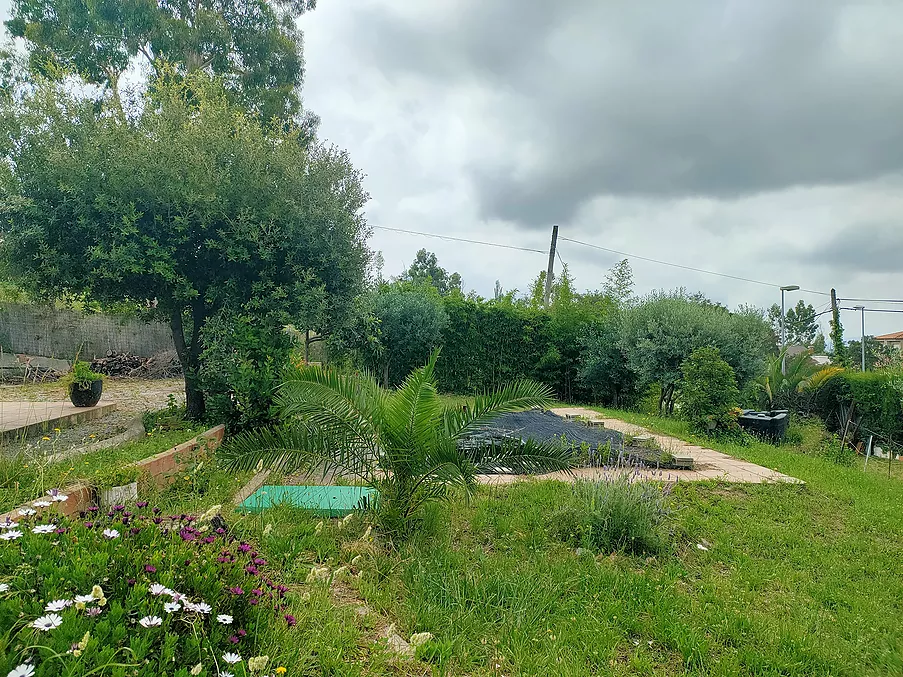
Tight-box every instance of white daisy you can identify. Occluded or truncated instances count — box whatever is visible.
[0,583,9,592]
[148,583,171,596]
[222,653,242,665]
[45,599,72,612]
[0,520,18,529]
[182,600,200,613]
[50,493,68,503]
[220,673,234,677]
[101,529,119,539]
[74,594,94,604]
[163,601,181,613]
[216,614,233,625]
[32,524,56,534]
[7,664,35,677]
[0,530,23,541]
[138,615,163,628]
[32,500,52,508]
[195,602,212,614]
[31,613,63,631]
[17,508,36,517]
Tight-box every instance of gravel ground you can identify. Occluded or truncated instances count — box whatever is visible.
[473,410,623,449]
[467,410,679,469]
[0,377,184,457]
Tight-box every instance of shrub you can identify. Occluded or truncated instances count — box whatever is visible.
[201,313,293,433]
[812,370,903,446]
[677,347,741,435]
[547,476,670,555]
[0,500,296,676]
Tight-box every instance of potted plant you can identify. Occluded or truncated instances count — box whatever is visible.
[63,360,105,407]
[95,465,142,506]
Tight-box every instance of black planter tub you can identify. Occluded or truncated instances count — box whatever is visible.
[738,409,789,442]
[69,380,103,407]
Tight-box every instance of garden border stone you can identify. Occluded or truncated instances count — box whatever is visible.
[0,424,225,523]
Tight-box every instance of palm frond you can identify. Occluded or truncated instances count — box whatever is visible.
[803,365,844,391]
[383,350,443,466]
[219,423,375,480]
[443,379,555,439]
[464,438,576,475]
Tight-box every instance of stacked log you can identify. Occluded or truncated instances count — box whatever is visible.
[90,351,182,379]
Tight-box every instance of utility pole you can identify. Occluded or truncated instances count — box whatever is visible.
[543,224,559,307]
[830,288,845,366]
[854,305,866,372]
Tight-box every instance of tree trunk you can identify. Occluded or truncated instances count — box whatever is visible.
[170,304,207,421]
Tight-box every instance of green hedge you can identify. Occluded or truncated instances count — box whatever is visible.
[813,370,903,446]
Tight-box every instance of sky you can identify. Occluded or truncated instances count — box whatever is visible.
[4,0,903,340]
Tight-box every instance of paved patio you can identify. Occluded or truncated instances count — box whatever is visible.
[0,401,117,443]
[477,407,801,485]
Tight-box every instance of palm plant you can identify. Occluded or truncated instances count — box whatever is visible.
[221,351,575,540]
[757,350,843,410]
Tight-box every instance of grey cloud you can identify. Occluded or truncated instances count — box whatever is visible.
[350,1,903,228]
[806,223,903,273]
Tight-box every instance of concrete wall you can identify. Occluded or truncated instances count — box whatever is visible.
[0,303,174,359]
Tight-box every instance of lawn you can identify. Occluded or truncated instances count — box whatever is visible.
[4,404,902,675]
[227,410,903,676]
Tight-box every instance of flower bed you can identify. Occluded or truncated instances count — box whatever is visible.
[0,498,294,676]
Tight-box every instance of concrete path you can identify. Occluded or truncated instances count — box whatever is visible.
[0,401,116,442]
[477,407,801,485]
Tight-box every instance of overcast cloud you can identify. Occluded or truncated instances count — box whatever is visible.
[3,0,902,339]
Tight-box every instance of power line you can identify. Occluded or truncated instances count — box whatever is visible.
[838,298,903,304]
[372,225,546,254]
[840,307,903,314]
[559,236,831,296]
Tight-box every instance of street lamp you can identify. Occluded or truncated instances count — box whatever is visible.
[780,285,800,375]
[853,305,866,372]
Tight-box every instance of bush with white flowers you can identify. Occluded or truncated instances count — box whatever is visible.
[0,498,297,676]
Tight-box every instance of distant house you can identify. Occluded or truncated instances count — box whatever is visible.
[875,331,903,351]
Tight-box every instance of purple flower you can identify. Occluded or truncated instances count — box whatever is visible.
[152,507,161,514]
[129,528,141,536]
[244,565,258,575]
[86,607,101,617]
[237,629,247,637]
[179,528,198,542]
[203,536,216,544]
[253,558,266,566]
[55,527,67,534]
[238,543,252,553]
[215,528,226,534]
[251,589,263,597]
[184,559,191,566]
[229,587,244,596]
[88,506,99,512]
[113,504,125,512]
[136,501,148,508]
[276,585,288,595]
[127,578,136,586]
[145,565,157,573]
[248,598,259,606]
[123,511,132,518]
[106,511,115,518]
[228,635,240,644]
[153,517,163,525]
[285,614,297,627]
[84,522,94,528]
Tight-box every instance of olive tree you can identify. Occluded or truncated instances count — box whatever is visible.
[0,74,370,419]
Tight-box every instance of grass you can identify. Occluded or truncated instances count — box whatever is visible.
[221,408,903,676]
[0,427,203,512]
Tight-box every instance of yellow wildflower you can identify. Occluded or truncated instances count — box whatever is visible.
[275,669,286,675]
[91,585,104,599]
[41,436,50,441]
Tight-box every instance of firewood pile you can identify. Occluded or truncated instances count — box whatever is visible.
[90,350,182,379]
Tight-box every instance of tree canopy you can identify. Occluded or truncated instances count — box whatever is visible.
[0,73,370,418]
[768,300,818,347]
[400,249,462,296]
[5,0,316,123]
